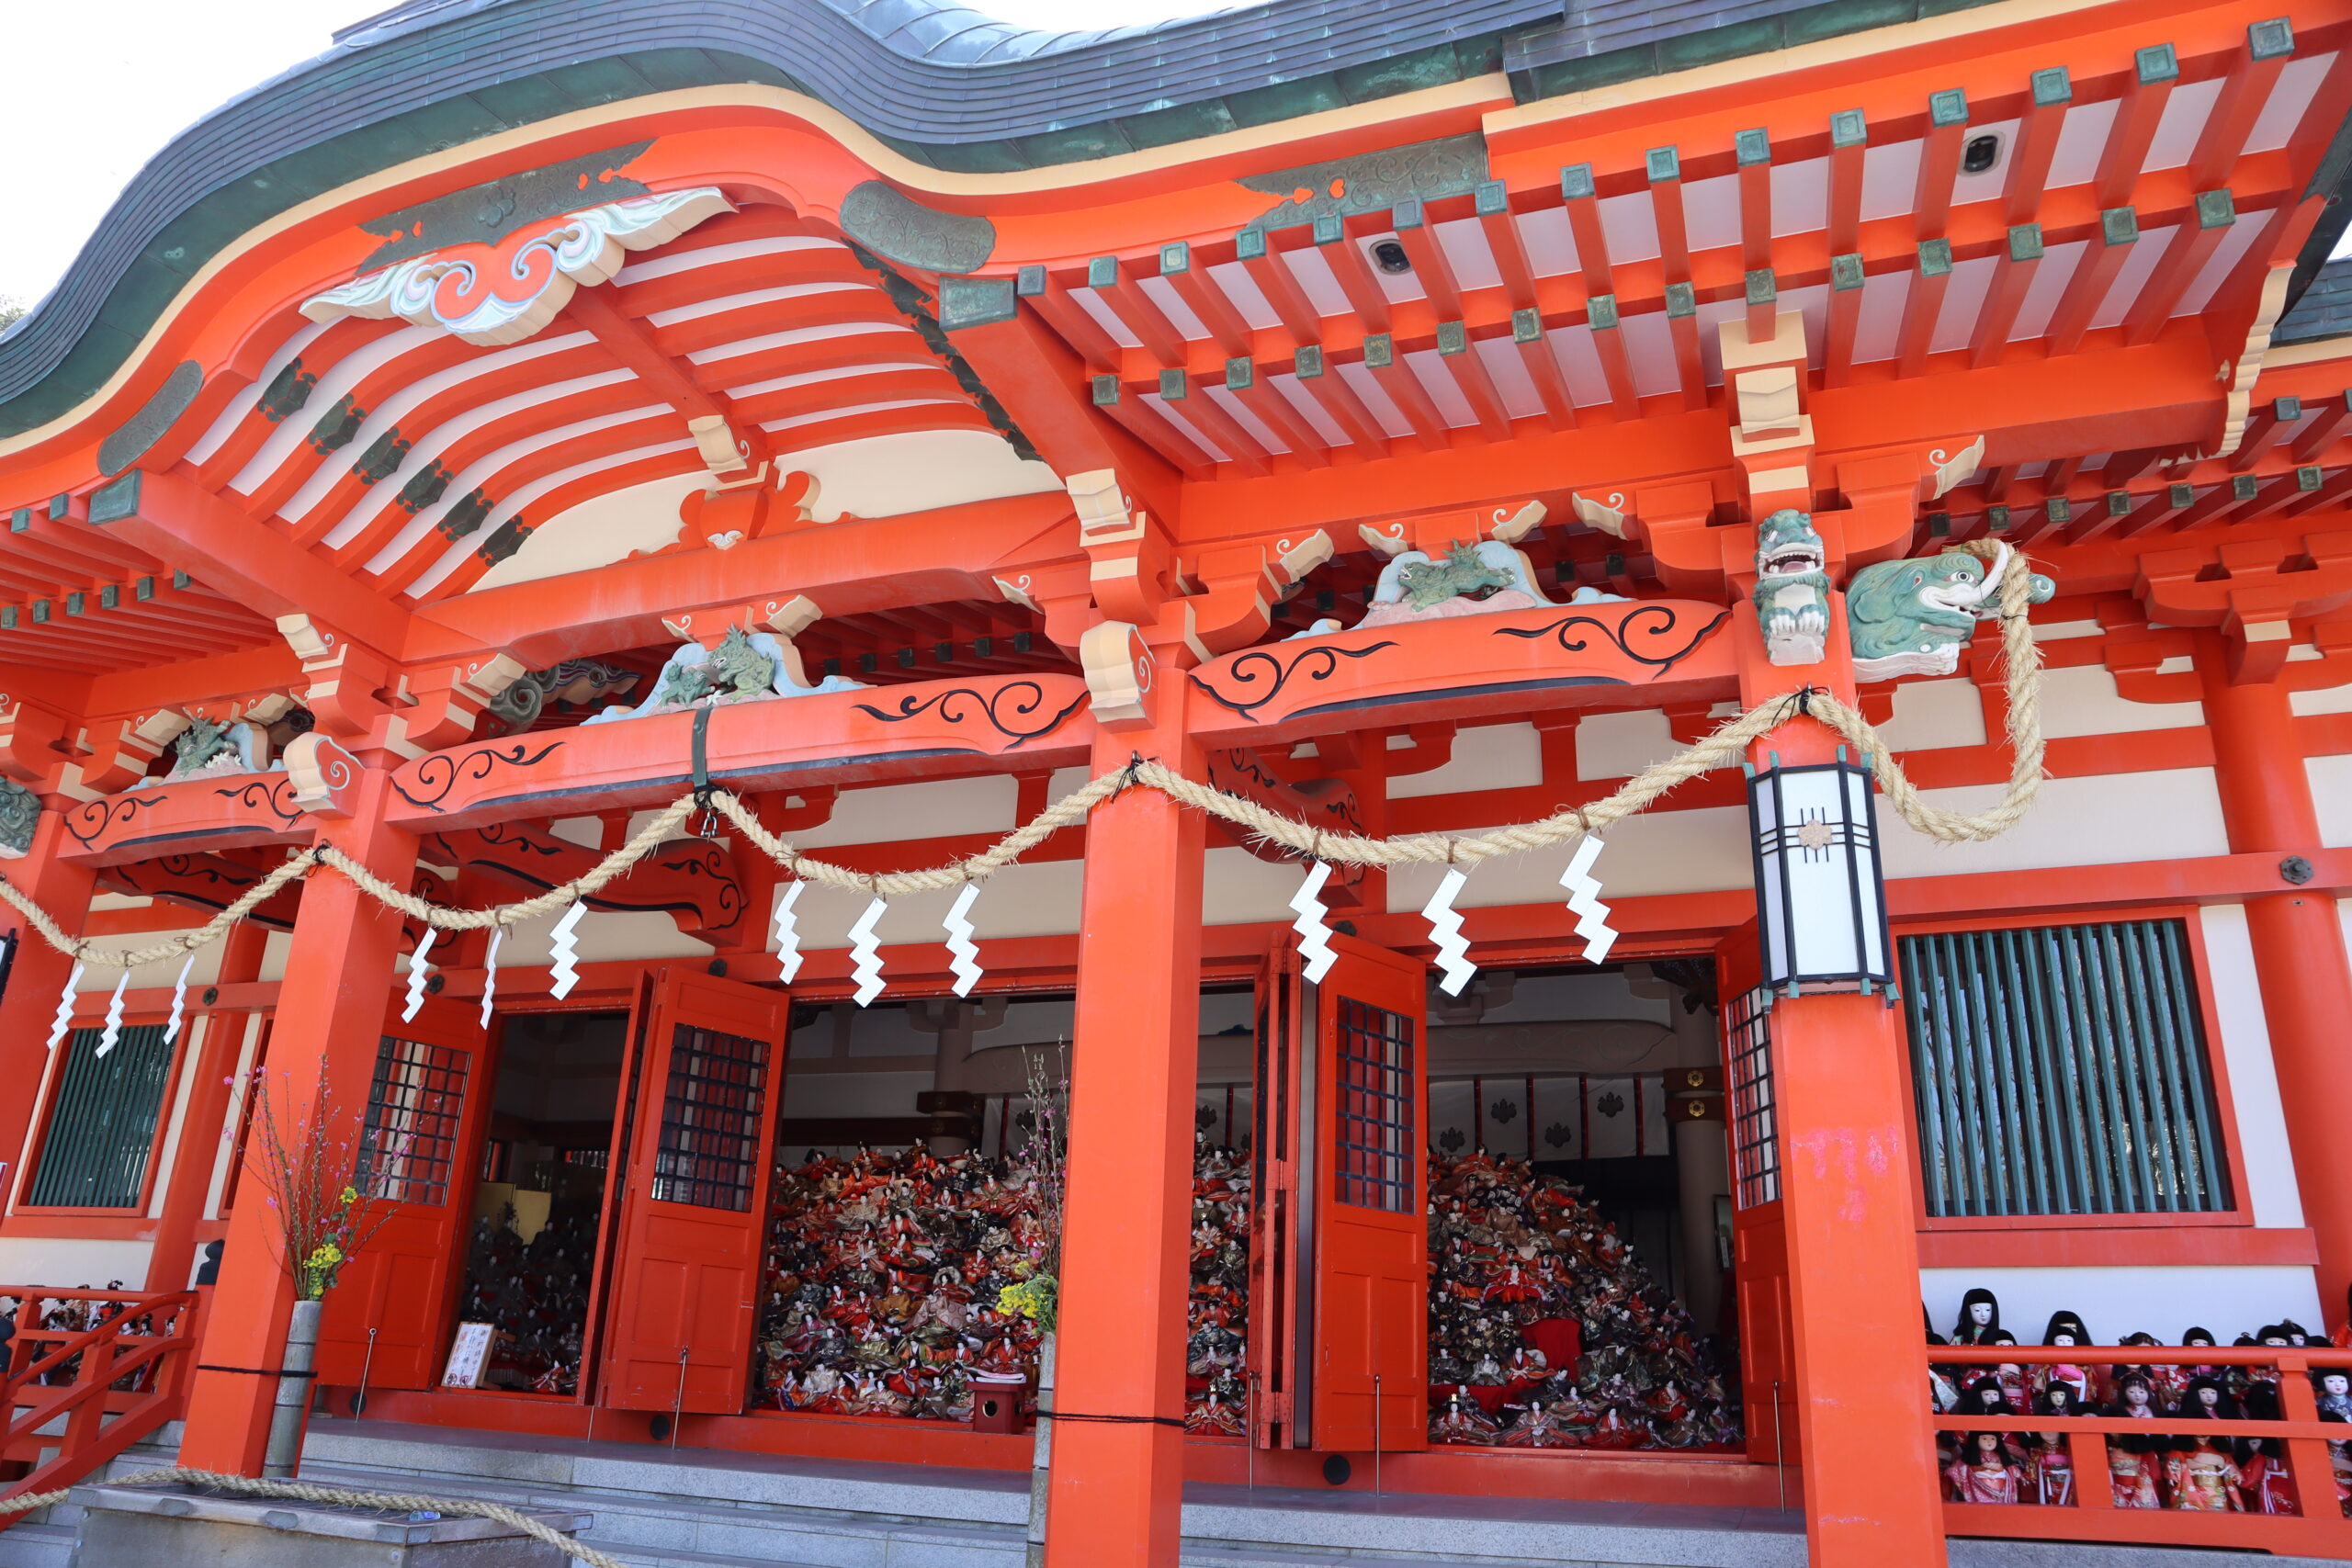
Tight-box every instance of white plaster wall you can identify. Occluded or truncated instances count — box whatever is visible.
[0,1239,155,1292]
[2198,904,2305,1228]
[204,1014,267,1221]
[258,931,291,984]
[72,936,226,994]
[2290,681,2352,716]
[790,775,1017,848]
[1390,801,1751,913]
[1922,1267,2320,1346]
[1879,767,2229,877]
[2309,754,2352,847]
[1876,678,1985,752]
[2033,663,2203,738]
[1389,723,1541,797]
[477,908,710,968]
[1577,708,1679,780]
[775,857,1085,952]
[1204,846,1309,927]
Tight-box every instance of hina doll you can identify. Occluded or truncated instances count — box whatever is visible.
[1951,1288,2003,1347]
[1987,1333,2030,1413]
[1946,1431,2027,1504]
[2165,1401,2246,1515]
[1957,1379,2027,1467]
[2035,1312,2093,1405]
[2027,1385,2080,1506]
[1430,1391,1499,1445]
[2325,1411,2352,1517]
[2316,1370,2352,1423]
[2107,1374,2165,1508]
[2240,1381,2300,1516]
[1499,1399,1577,1449]
[2114,1332,2171,1409]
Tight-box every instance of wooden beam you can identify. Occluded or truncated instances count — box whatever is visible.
[1913,89,1969,243]
[2095,45,2180,209]
[1392,198,1464,321]
[1290,347,1392,453]
[1475,182,1537,312]
[1313,218,1393,334]
[1823,254,1865,389]
[2289,392,2352,462]
[1085,255,1189,367]
[1092,380,1216,479]
[1970,224,2044,368]
[1586,298,1641,420]
[1897,241,1952,378]
[2227,397,2305,472]
[2045,208,2139,355]
[2188,19,2295,190]
[2123,190,2236,347]
[1222,359,1330,469]
[1736,130,1774,272]
[1434,322,1510,439]
[1827,109,1868,256]
[2003,69,2072,226]
[1647,147,1692,285]
[1561,164,1613,296]
[1664,287,1707,413]
[1510,310,1576,431]
[1360,335,1450,451]
[1158,372,1272,478]
[1157,243,1252,358]
[1234,230,1323,346]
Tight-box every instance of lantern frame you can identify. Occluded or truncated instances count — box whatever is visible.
[1745,754,1894,997]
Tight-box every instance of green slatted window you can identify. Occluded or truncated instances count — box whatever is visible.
[26,1026,176,1210]
[1902,919,2232,1218]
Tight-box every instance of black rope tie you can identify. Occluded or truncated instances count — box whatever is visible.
[1037,1410,1187,1428]
[690,705,716,811]
[198,1363,316,1380]
[1120,750,1147,791]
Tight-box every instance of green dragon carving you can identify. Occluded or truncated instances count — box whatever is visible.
[171,715,237,776]
[1752,509,1832,666]
[655,626,778,708]
[1847,544,2054,680]
[0,779,36,858]
[1396,541,1514,610]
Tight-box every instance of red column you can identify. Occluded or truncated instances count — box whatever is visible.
[1044,682,1204,1568]
[0,809,98,1187]
[2195,633,2352,1331]
[147,919,274,1294]
[177,770,416,1474]
[1735,597,1947,1568]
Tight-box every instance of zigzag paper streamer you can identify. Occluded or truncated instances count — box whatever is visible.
[48,962,84,1050]
[480,926,504,1029]
[1560,836,1619,964]
[848,897,888,1007]
[1288,861,1338,984]
[164,953,197,1043]
[773,881,807,984]
[548,900,586,1000]
[401,928,436,1023]
[97,971,129,1056]
[1423,866,1477,997]
[944,884,983,998]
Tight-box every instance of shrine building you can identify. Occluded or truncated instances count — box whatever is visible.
[0,0,2349,1563]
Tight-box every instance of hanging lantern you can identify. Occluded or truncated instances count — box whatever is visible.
[1746,753,1893,997]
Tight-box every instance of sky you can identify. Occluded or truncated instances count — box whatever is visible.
[0,0,1238,310]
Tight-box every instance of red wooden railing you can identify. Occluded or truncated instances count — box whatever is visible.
[0,1288,199,1529]
[1931,1343,2352,1559]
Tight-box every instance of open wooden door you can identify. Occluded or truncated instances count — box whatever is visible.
[1717,920,1797,1470]
[1247,945,1305,1449]
[315,994,495,1389]
[1306,932,1427,1454]
[596,966,786,1414]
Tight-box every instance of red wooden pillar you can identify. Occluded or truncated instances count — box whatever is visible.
[1043,680,1204,1568]
[0,809,98,1183]
[147,919,274,1293]
[2196,633,2352,1332]
[177,769,417,1474]
[1735,595,1947,1567]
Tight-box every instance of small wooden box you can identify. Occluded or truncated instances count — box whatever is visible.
[969,1372,1028,1435]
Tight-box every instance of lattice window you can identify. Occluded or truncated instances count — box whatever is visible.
[1333,997,1415,1213]
[27,1026,175,1209]
[356,1035,468,1206]
[1723,987,1780,1208]
[651,1024,768,1211]
[1904,919,2230,1217]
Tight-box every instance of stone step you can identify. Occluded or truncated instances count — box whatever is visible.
[0,1522,72,1568]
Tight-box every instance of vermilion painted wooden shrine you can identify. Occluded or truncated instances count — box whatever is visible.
[1,0,2350,1562]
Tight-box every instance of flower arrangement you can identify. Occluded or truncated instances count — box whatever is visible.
[239,1069,406,1300]
[1001,1046,1067,1332]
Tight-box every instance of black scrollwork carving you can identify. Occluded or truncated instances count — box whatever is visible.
[853,682,1086,750]
[392,740,567,812]
[1491,604,1729,674]
[63,794,163,849]
[1191,641,1398,721]
[212,779,304,828]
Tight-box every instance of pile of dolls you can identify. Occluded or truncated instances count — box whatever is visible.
[1425,1150,1738,1450]
[456,1182,600,1394]
[1184,1142,1251,1436]
[753,1145,1049,1420]
[1931,1289,2352,1516]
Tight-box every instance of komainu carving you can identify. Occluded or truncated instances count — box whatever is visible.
[1847,543,2054,680]
[1752,509,1832,667]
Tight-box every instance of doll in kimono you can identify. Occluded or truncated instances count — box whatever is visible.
[2027,1385,2081,1506]
[1947,1431,2027,1504]
[2107,1373,2165,1507]
[2240,1380,2300,1516]
[2165,1385,2246,1515]
[2034,1311,2093,1406]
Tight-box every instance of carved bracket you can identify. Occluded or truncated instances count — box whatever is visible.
[2136,527,2352,684]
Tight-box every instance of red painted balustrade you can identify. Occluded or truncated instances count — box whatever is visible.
[0,1289,199,1529]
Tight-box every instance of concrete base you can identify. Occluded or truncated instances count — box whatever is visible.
[63,1483,592,1568]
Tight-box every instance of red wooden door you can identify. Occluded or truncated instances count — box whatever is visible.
[1717,921,1798,1469]
[1308,933,1428,1453]
[315,995,493,1388]
[1247,946,1305,1449]
[596,967,786,1414]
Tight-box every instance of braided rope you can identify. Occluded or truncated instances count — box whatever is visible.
[0,545,2045,969]
[0,1466,624,1568]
